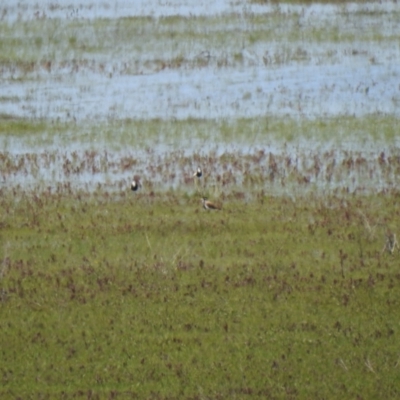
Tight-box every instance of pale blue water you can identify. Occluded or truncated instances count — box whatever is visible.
[1,0,399,194]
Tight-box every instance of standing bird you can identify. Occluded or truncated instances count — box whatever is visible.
[193,167,202,191]
[131,176,141,192]
[201,197,221,211]
[193,167,202,178]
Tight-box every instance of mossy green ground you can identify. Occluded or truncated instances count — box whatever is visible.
[1,190,400,399]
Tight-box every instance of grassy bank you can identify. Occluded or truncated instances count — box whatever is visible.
[1,189,400,398]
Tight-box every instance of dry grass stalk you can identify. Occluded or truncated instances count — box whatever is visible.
[381,232,399,255]
[357,210,377,240]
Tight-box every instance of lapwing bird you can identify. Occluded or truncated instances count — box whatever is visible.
[201,197,221,211]
[131,179,141,192]
[193,167,202,178]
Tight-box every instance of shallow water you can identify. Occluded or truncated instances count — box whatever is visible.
[1,1,399,194]
[1,1,399,122]
[3,62,399,122]
[1,0,399,21]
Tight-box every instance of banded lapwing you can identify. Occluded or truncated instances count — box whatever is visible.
[201,197,221,211]
[193,167,202,178]
[131,176,141,192]
[193,167,202,191]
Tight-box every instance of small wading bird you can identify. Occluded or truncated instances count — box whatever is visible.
[131,177,141,192]
[201,197,221,211]
[193,167,202,191]
[193,167,202,178]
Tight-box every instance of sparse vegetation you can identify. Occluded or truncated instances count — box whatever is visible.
[1,187,400,399]
[0,5,399,75]
[1,0,400,398]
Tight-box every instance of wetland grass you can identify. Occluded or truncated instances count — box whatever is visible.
[1,188,400,398]
[1,1,400,397]
[1,5,398,79]
[1,114,398,152]
[1,115,399,198]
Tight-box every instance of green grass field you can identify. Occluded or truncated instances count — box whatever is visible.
[1,0,400,398]
[1,189,400,398]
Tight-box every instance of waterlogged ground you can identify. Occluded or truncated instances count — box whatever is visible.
[2,0,400,121]
[2,3,400,399]
[1,117,400,196]
[0,0,400,193]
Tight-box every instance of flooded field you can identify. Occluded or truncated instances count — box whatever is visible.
[2,4,400,398]
[1,0,399,194]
